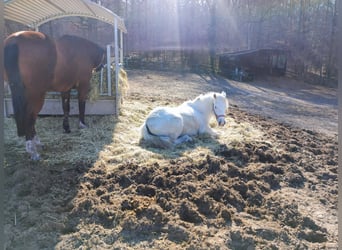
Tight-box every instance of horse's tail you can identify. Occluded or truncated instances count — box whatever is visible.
[140,122,173,149]
[4,42,27,137]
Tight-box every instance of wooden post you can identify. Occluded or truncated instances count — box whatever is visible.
[106,45,111,96]
[114,18,120,117]
[120,30,124,64]
[0,1,5,245]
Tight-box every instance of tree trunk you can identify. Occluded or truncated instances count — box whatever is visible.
[208,2,217,72]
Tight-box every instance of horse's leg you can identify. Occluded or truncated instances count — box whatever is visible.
[174,134,193,144]
[25,94,46,160]
[23,93,44,160]
[77,85,88,129]
[33,128,43,149]
[24,111,40,160]
[199,125,218,138]
[61,91,71,133]
[78,99,87,129]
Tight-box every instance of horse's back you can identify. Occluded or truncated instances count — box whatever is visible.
[4,31,56,90]
[5,31,52,47]
[146,107,184,139]
[52,35,103,92]
[58,35,103,68]
[177,103,206,135]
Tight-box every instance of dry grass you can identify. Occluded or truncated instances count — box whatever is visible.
[89,68,129,102]
[4,70,338,249]
[98,96,264,173]
[4,68,266,182]
[4,90,263,170]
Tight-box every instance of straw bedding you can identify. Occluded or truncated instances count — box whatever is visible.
[4,70,337,249]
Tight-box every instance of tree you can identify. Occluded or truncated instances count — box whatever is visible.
[92,0,337,83]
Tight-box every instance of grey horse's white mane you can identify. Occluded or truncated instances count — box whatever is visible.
[191,91,227,103]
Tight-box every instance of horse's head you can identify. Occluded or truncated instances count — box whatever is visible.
[94,47,106,72]
[94,50,106,72]
[213,91,229,126]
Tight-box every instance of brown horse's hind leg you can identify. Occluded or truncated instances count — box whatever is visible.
[24,112,40,160]
[32,128,43,149]
[24,94,46,160]
[61,91,71,133]
[77,85,89,129]
[78,100,87,129]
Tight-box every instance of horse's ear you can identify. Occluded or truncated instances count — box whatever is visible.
[221,91,226,97]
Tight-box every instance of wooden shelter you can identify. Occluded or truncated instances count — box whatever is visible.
[4,0,127,117]
[218,48,287,81]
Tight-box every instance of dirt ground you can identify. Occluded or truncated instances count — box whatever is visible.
[4,70,338,249]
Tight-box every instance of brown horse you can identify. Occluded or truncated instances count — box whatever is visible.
[4,31,105,160]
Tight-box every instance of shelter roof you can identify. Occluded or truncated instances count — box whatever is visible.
[218,48,287,57]
[4,0,126,32]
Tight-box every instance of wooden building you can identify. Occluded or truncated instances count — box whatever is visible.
[218,48,287,81]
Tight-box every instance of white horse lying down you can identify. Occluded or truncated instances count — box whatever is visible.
[140,91,229,148]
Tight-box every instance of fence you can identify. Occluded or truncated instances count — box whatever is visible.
[124,50,216,73]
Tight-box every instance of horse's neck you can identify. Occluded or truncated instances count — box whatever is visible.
[191,96,214,116]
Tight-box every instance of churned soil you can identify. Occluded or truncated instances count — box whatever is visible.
[4,70,337,249]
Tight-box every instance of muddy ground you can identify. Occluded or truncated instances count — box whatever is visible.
[4,70,338,249]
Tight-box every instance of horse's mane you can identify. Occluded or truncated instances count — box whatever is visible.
[184,92,215,113]
[57,35,105,67]
[191,92,215,104]
[58,35,104,53]
[186,92,227,113]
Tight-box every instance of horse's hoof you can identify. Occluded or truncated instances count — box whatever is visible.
[64,128,71,133]
[26,140,40,160]
[33,135,43,145]
[31,154,40,161]
[79,122,87,129]
[184,135,193,142]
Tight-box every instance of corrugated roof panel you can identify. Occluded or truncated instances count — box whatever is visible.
[4,0,127,32]
[5,4,41,25]
[67,1,87,13]
[5,0,58,27]
[32,0,60,12]
[62,0,85,12]
[19,2,58,19]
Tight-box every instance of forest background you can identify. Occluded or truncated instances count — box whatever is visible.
[5,0,338,85]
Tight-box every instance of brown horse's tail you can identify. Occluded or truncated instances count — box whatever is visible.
[4,42,27,136]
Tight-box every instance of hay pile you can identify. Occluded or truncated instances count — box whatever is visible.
[4,116,115,167]
[4,92,261,169]
[89,67,129,103]
[4,68,129,166]
[100,101,260,167]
